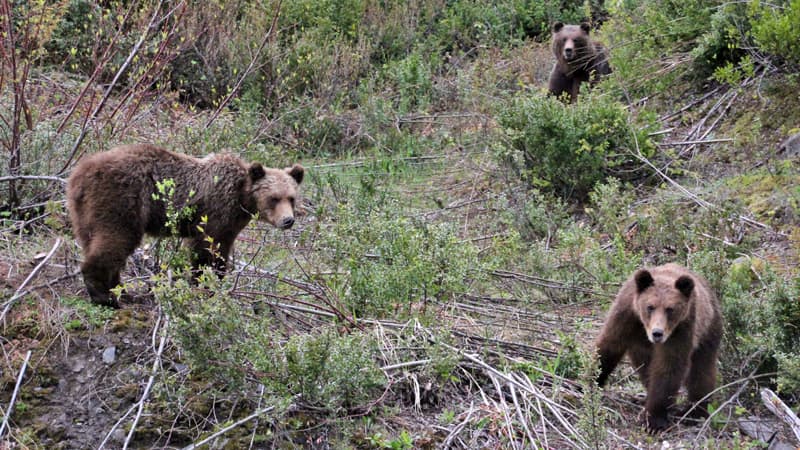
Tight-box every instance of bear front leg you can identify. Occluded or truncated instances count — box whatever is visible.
[684,344,719,419]
[596,309,641,386]
[596,339,625,387]
[644,346,690,432]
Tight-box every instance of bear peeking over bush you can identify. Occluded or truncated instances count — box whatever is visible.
[66,144,304,307]
[595,263,723,433]
[548,22,612,103]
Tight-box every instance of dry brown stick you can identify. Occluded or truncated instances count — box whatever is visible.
[761,388,800,443]
[0,238,62,323]
[0,350,31,439]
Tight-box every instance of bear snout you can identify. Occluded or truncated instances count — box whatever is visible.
[650,328,665,343]
[563,44,575,60]
[279,216,295,229]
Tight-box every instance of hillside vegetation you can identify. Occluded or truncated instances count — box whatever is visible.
[1,0,799,448]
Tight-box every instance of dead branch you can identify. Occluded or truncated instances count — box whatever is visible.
[657,138,733,146]
[761,388,800,443]
[0,350,31,439]
[0,238,62,323]
[0,175,66,184]
[123,311,169,450]
[181,405,278,450]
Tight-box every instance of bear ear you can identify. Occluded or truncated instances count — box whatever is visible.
[249,163,266,181]
[634,269,654,293]
[552,22,564,33]
[675,276,695,298]
[285,163,304,185]
[580,22,591,34]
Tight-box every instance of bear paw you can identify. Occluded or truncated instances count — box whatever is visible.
[644,412,670,434]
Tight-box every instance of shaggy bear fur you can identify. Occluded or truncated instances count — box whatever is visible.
[595,263,723,432]
[548,22,612,103]
[66,144,304,307]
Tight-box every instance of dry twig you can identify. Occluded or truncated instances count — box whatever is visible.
[0,238,62,323]
[0,350,31,439]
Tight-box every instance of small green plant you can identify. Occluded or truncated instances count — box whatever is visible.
[577,344,608,449]
[148,178,198,270]
[151,178,196,235]
[439,409,456,425]
[60,296,116,331]
[325,212,481,319]
[386,430,414,450]
[587,178,635,238]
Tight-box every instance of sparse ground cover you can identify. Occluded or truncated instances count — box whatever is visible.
[1,1,799,449]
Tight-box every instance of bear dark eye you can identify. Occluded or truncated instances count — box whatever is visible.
[268,197,279,207]
[289,197,295,207]
[646,305,655,313]
[665,307,674,315]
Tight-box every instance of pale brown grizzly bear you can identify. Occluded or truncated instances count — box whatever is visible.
[548,22,612,103]
[595,263,722,432]
[66,144,304,307]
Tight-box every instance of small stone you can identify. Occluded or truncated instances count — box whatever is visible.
[102,346,116,364]
[71,360,85,373]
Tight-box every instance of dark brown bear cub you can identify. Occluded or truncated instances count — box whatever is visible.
[548,22,612,103]
[67,144,304,307]
[595,263,722,432]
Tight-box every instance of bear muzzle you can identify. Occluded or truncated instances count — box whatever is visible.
[650,328,665,343]
[563,47,575,60]
[279,216,295,230]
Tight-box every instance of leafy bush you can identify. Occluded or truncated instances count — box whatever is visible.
[497,93,654,202]
[384,51,435,115]
[331,212,480,318]
[156,272,385,412]
[606,0,800,98]
[720,260,800,398]
[280,0,366,42]
[311,166,481,319]
[430,0,595,54]
[748,0,800,66]
[602,0,721,96]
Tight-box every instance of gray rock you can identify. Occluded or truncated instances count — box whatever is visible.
[778,132,800,158]
[102,346,116,364]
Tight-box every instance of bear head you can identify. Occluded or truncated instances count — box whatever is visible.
[551,22,593,70]
[633,269,695,344]
[248,163,304,230]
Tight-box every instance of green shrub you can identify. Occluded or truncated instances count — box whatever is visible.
[749,0,800,66]
[157,271,386,411]
[385,51,435,115]
[334,213,480,318]
[312,167,481,319]
[605,0,799,98]
[279,329,385,410]
[720,261,800,398]
[430,0,595,54]
[497,93,654,202]
[280,0,366,42]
